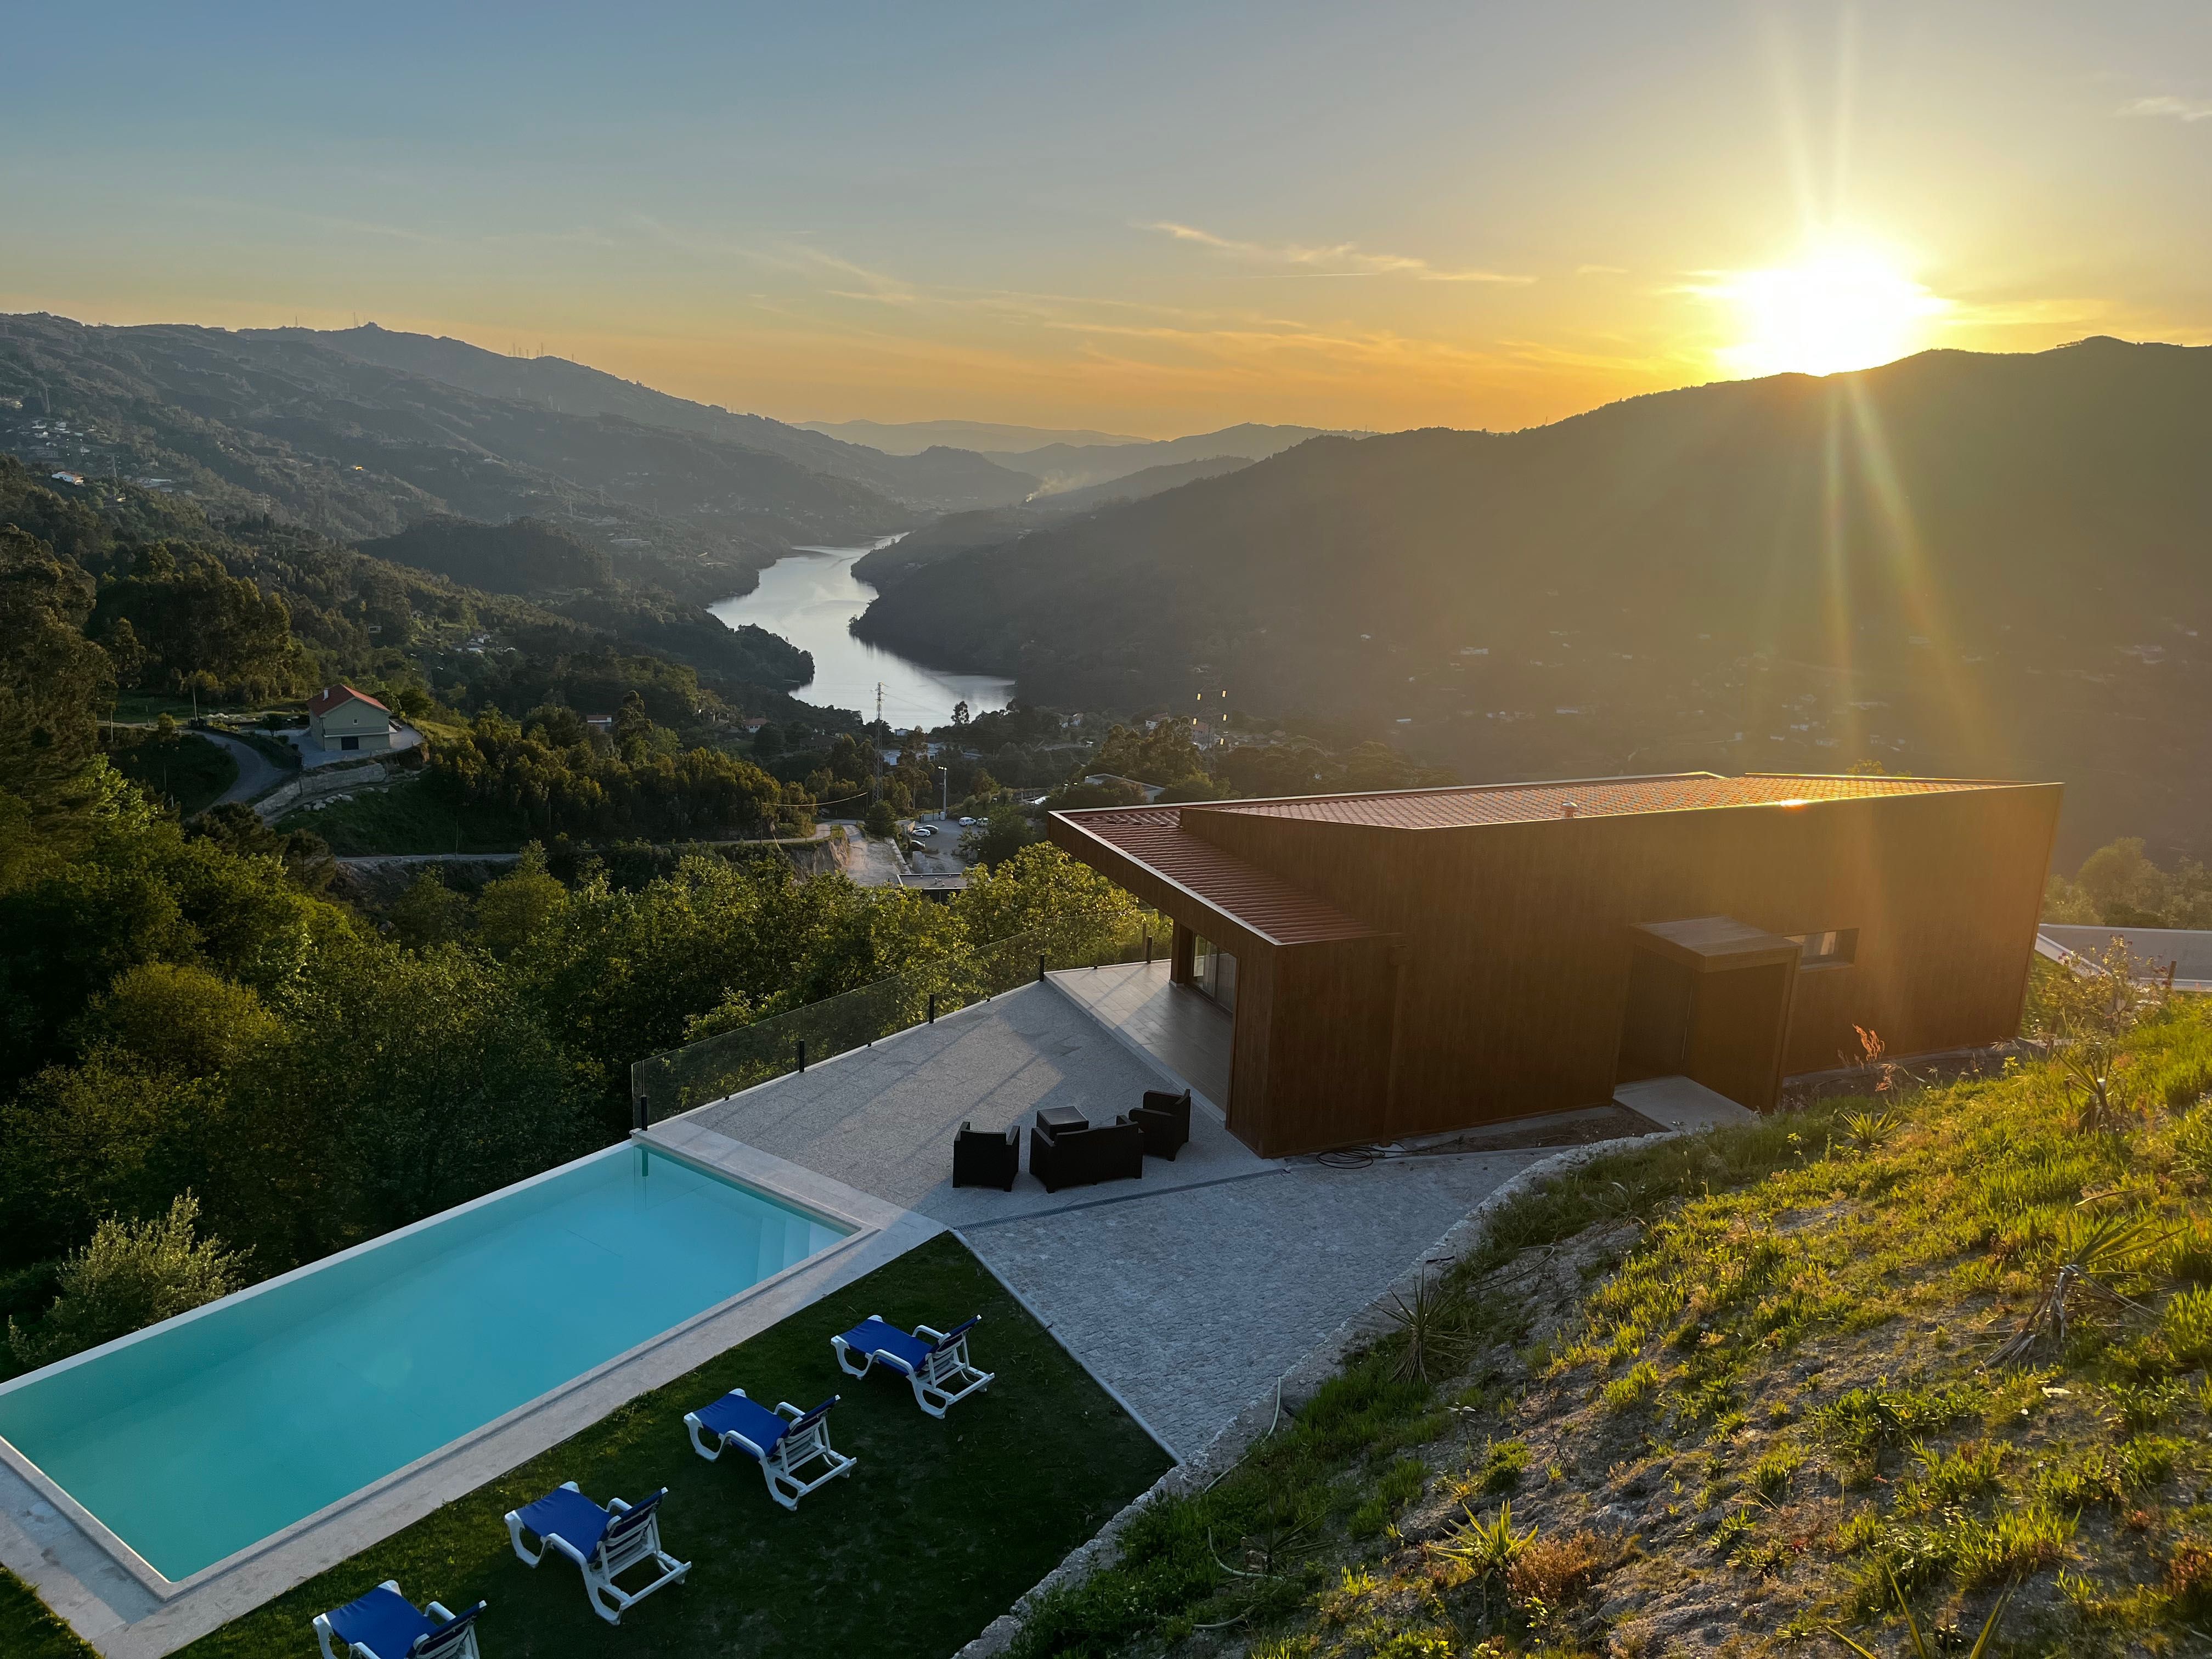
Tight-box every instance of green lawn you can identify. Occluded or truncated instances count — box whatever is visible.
[109,728,237,817]
[176,1233,1169,1659]
[0,1568,95,1659]
[279,779,528,855]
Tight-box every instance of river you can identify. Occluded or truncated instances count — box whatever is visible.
[707,538,1014,730]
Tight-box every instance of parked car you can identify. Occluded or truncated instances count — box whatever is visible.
[958,816,977,826]
[911,823,934,837]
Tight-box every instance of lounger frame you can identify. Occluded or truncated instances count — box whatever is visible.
[503,1481,691,1624]
[313,1581,482,1659]
[833,1313,995,1418]
[685,1390,856,1510]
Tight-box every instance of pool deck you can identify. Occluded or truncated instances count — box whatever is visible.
[670,974,1600,1459]
[0,1137,933,1659]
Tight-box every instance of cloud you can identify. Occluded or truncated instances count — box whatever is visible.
[2119,94,2212,123]
[1142,221,1532,284]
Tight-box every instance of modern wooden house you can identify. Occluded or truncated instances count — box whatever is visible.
[1049,773,2061,1155]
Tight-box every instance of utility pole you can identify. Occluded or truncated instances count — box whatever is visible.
[938,766,949,820]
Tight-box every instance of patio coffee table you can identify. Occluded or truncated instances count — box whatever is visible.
[1035,1106,1090,1135]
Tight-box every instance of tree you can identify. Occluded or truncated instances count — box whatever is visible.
[962,806,1039,868]
[864,799,898,839]
[956,842,1146,962]
[389,871,474,950]
[185,802,336,893]
[1091,720,1209,789]
[74,961,279,1078]
[474,843,567,955]
[6,1194,242,1371]
[0,524,115,817]
[91,544,309,701]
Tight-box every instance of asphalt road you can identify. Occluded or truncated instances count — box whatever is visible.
[198,731,286,809]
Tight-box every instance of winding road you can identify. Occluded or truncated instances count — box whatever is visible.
[198,731,287,809]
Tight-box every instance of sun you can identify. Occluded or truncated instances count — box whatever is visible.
[1711,242,1949,378]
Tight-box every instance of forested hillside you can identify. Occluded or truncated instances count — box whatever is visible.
[289,322,1037,512]
[0,312,915,605]
[857,339,2212,862]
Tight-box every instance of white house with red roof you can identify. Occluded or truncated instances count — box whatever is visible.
[306,684,394,754]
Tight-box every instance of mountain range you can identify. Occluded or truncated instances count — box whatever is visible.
[794,418,1147,455]
[852,339,2212,860]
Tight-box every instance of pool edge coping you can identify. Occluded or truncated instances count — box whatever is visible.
[1,1132,932,1659]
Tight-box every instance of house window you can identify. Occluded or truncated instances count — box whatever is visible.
[341,735,359,752]
[1791,928,1857,968]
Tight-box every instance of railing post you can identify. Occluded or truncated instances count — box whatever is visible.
[1036,952,1046,984]
[797,1039,808,1073]
[927,994,937,1024]
[630,1070,647,1133]
[1144,931,1153,964]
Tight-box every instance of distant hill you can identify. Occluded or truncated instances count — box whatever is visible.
[850,456,1257,590]
[1032,455,1255,514]
[1008,423,1358,493]
[289,325,1040,512]
[795,417,1146,455]
[0,313,917,603]
[856,340,2212,861]
[358,515,613,594]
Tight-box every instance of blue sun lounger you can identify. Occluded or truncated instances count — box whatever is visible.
[684,1389,854,1510]
[504,1481,690,1624]
[832,1313,994,1418]
[314,1582,486,1659]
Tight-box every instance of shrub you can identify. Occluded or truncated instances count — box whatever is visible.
[1476,1437,1531,1494]
[2168,1540,2212,1618]
[5,1194,241,1370]
[1508,1530,1606,1605]
[1601,1361,1663,1413]
[1750,1441,1805,1500]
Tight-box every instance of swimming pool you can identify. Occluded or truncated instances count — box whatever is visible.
[0,1144,848,1583]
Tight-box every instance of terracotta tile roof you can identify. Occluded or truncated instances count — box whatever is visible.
[1193,772,1997,830]
[1052,808,1382,945]
[308,683,390,718]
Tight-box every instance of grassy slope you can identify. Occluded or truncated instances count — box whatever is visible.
[1013,986,2212,1658]
[108,729,237,817]
[177,1233,1169,1659]
[0,1568,97,1659]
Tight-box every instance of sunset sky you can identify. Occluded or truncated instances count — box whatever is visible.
[5,2,2208,436]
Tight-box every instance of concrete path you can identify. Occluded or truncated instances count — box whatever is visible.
[962,1147,1548,1457]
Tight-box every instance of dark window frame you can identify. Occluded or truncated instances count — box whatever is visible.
[1790,927,1858,969]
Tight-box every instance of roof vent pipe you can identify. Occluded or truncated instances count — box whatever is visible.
[1562,801,1579,818]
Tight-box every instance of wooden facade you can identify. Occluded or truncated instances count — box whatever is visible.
[1049,774,2061,1156]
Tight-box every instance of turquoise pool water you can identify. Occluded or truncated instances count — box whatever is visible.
[0,1146,846,1581]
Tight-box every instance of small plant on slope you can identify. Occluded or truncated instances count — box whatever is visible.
[1826,1567,2013,1659]
[1382,1263,1466,1383]
[1989,1206,2166,1365]
[1429,1498,1537,1582]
